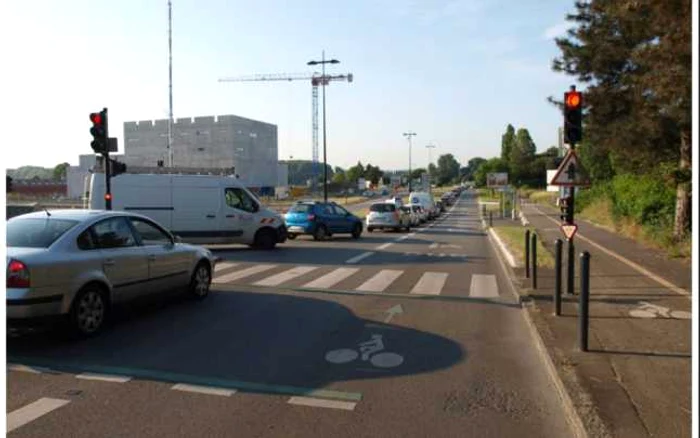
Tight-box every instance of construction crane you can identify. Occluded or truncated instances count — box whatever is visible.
[219,72,353,190]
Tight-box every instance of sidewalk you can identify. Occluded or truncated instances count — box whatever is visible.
[487,203,692,438]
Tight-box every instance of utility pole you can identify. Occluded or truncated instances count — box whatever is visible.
[307,52,340,202]
[426,144,436,193]
[167,0,174,167]
[403,132,416,192]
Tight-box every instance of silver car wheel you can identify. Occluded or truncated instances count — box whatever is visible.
[77,290,105,334]
[193,264,211,297]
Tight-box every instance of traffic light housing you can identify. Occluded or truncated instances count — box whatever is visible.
[109,158,127,176]
[563,90,582,144]
[89,109,108,153]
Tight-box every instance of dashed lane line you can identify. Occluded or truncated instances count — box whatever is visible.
[288,396,357,411]
[345,251,375,264]
[7,398,71,433]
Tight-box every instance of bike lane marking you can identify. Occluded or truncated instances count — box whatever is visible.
[530,205,690,298]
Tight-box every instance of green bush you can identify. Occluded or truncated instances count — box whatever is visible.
[609,174,676,227]
[575,182,612,213]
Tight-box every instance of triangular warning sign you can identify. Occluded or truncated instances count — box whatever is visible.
[549,149,591,186]
[561,224,578,240]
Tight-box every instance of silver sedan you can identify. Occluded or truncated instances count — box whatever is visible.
[6,209,217,336]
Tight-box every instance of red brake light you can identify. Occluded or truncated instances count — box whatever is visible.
[307,214,316,221]
[7,259,30,288]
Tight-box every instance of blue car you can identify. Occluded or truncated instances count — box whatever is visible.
[284,201,363,241]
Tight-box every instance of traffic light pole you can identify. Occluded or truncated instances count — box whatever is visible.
[103,108,111,210]
[566,142,576,295]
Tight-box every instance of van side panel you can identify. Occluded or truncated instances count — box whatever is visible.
[105,175,173,229]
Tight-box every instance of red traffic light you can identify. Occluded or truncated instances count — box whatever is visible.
[90,112,103,125]
[104,193,112,201]
[565,92,582,108]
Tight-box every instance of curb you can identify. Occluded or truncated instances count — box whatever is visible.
[487,223,589,438]
[488,228,519,268]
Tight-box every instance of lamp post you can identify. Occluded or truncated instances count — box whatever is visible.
[403,132,416,192]
[307,51,339,202]
[426,144,436,193]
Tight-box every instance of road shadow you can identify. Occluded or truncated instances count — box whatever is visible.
[7,290,465,396]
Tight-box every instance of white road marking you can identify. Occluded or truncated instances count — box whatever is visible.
[345,251,375,264]
[410,272,449,295]
[172,383,236,397]
[356,270,404,292]
[530,205,690,298]
[76,373,131,383]
[214,261,238,272]
[429,242,439,249]
[376,242,393,250]
[7,398,70,433]
[287,396,357,411]
[7,364,48,374]
[213,264,277,283]
[253,266,318,287]
[469,274,499,298]
[302,268,359,289]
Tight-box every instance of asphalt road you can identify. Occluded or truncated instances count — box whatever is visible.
[7,192,573,438]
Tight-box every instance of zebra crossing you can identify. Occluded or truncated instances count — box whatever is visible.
[212,262,501,298]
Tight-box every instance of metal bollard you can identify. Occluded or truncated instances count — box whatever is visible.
[525,230,531,278]
[531,233,537,289]
[489,211,493,227]
[578,251,591,352]
[554,239,562,315]
[567,239,575,295]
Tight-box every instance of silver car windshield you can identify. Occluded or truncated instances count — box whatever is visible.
[7,218,79,248]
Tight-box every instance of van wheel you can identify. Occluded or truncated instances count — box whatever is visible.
[189,262,211,300]
[351,224,362,239]
[69,284,109,337]
[254,229,277,250]
[287,234,297,240]
[367,227,374,233]
[313,225,328,241]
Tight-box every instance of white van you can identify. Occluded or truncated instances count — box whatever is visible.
[89,173,286,249]
[408,191,437,219]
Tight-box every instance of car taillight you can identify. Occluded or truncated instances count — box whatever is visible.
[7,259,30,288]
[307,214,316,221]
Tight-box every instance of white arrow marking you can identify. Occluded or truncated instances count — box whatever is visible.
[384,304,404,323]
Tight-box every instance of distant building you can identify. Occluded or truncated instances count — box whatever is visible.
[66,113,289,199]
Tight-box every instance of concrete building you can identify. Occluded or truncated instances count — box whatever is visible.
[66,113,288,199]
[123,114,278,189]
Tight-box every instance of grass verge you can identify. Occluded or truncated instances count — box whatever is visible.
[492,225,555,269]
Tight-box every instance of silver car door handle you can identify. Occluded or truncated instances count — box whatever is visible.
[206,214,216,219]
[103,259,115,266]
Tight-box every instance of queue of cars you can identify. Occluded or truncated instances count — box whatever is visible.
[7,174,463,337]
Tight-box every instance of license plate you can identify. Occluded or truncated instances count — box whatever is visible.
[288,226,304,233]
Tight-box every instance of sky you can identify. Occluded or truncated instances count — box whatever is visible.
[1,0,579,171]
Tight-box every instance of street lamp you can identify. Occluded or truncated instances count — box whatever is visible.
[426,144,436,193]
[308,51,340,202]
[403,132,416,192]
